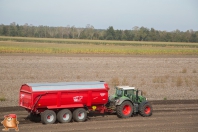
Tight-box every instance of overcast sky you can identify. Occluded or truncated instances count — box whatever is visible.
[0,0,197,31]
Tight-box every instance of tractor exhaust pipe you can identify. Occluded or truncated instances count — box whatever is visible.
[136,89,139,102]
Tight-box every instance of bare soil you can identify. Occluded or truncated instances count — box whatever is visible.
[0,54,198,107]
[0,100,198,132]
[0,54,198,131]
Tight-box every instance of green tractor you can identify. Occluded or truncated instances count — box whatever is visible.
[107,86,152,118]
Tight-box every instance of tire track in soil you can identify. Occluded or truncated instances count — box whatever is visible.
[0,100,197,125]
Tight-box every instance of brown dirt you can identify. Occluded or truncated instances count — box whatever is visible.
[0,54,198,106]
[0,54,198,132]
[0,100,198,132]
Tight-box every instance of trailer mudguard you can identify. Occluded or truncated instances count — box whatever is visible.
[47,104,84,109]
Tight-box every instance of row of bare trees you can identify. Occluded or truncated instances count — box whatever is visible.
[0,22,198,42]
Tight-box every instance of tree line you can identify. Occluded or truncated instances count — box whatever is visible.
[0,22,198,42]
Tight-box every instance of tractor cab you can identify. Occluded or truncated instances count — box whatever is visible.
[115,86,146,104]
[116,86,135,96]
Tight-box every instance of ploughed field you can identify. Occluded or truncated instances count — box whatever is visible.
[0,54,198,106]
[0,100,198,132]
[0,53,198,131]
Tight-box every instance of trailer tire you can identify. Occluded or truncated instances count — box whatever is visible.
[57,109,72,123]
[41,110,56,124]
[73,108,87,122]
[116,101,133,118]
[139,102,153,117]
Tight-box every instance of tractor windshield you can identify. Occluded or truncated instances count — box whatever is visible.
[116,89,123,96]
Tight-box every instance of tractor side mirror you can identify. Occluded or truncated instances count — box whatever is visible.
[137,90,143,96]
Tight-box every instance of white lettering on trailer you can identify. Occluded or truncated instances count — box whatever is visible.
[93,97,98,100]
[100,93,105,97]
[73,96,83,102]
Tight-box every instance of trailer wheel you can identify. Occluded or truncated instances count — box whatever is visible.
[116,101,133,118]
[139,103,153,117]
[73,108,87,122]
[41,110,56,124]
[57,109,72,123]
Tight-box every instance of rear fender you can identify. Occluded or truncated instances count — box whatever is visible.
[115,98,133,106]
[138,101,149,110]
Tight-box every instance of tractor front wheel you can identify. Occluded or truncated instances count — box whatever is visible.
[116,101,133,118]
[139,102,153,117]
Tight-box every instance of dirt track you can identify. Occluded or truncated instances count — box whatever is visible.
[0,100,198,132]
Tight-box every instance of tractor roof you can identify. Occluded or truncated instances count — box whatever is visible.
[116,86,135,90]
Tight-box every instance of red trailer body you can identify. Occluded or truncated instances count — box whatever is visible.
[19,81,152,124]
[19,81,109,114]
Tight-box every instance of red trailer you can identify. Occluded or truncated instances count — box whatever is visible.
[19,81,110,124]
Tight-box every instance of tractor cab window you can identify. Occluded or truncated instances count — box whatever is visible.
[116,89,123,96]
[126,90,134,95]
[124,90,134,98]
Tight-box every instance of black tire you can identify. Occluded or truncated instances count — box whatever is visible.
[41,110,56,124]
[57,109,72,123]
[116,101,133,118]
[29,113,41,122]
[73,108,87,122]
[139,102,153,117]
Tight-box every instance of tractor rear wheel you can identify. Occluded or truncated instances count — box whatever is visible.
[116,101,133,118]
[139,102,153,117]
[57,109,72,123]
[41,110,56,124]
[73,108,87,122]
